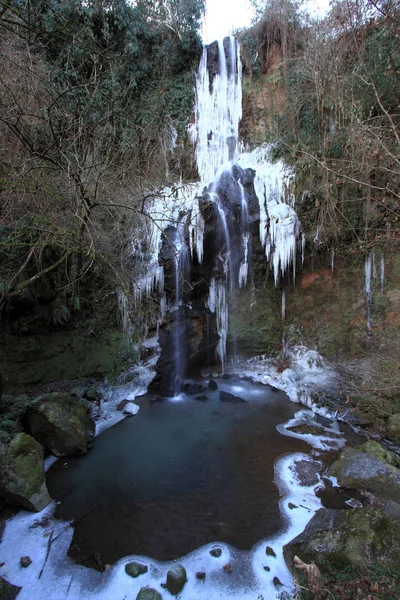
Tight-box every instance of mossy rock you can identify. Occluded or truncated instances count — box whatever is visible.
[358,440,400,469]
[284,507,400,575]
[387,413,400,444]
[0,433,51,511]
[136,588,162,600]
[24,393,95,457]
[165,565,187,595]
[328,446,400,501]
[125,561,148,578]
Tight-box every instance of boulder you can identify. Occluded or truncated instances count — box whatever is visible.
[387,413,400,444]
[220,391,246,403]
[284,507,400,573]
[358,440,400,468]
[24,393,95,457]
[136,588,162,600]
[165,565,187,595]
[0,575,21,600]
[327,445,400,501]
[208,379,218,390]
[0,433,51,511]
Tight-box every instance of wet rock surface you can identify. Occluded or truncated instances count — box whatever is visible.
[23,392,95,457]
[0,432,51,511]
[136,587,162,600]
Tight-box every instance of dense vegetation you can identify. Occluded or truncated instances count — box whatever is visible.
[0,0,204,325]
[240,0,400,253]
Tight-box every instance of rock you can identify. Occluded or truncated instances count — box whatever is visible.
[387,413,400,444]
[125,561,148,578]
[283,507,400,573]
[208,379,218,390]
[0,575,21,599]
[382,500,400,525]
[24,393,95,457]
[288,503,298,510]
[196,572,206,580]
[181,382,205,395]
[210,547,222,557]
[219,391,246,403]
[273,577,282,586]
[165,565,187,595]
[223,563,232,573]
[194,395,208,402]
[136,587,162,600]
[328,446,400,501]
[20,556,32,568]
[265,546,276,557]
[263,566,270,572]
[122,402,140,416]
[0,433,51,511]
[359,440,400,468]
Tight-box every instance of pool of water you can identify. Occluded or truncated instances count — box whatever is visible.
[47,378,313,569]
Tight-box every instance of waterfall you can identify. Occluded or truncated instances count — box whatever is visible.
[133,35,304,389]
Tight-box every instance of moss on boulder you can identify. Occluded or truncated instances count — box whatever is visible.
[24,393,95,457]
[284,507,400,574]
[327,445,400,501]
[0,432,51,511]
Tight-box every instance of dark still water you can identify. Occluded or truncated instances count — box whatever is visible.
[46,379,309,569]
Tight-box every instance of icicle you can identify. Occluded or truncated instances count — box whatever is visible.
[117,289,129,335]
[238,233,249,288]
[206,278,228,371]
[302,233,306,265]
[331,247,335,274]
[364,253,373,333]
[281,289,286,321]
[380,253,385,295]
[188,197,205,264]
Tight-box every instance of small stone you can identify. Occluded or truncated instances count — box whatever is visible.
[196,572,206,581]
[194,395,208,402]
[20,556,32,568]
[125,561,148,578]
[263,566,270,572]
[265,546,276,557]
[223,563,232,574]
[211,372,219,378]
[208,379,218,390]
[273,577,282,586]
[165,565,187,595]
[288,502,298,510]
[136,587,162,600]
[210,547,222,557]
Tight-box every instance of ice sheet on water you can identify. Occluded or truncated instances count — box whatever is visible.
[0,449,323,600]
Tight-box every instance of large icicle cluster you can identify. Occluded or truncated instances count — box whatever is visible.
[238,146,303,286]
[189,37,242,184]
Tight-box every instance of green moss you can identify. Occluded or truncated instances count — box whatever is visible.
[8,433,43,496]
